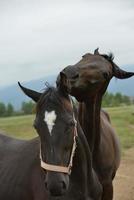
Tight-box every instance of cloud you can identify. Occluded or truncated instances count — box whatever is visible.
[0,0,134,87]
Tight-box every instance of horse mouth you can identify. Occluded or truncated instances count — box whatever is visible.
[49,190,66,198]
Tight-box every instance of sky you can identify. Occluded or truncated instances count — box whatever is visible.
[0,0,134,88]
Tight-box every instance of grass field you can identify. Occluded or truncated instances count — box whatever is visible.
[0,105,134,149]
[0,115,36,139]
[105,105,134,149]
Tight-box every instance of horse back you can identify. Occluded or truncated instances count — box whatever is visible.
[0,133,45,200]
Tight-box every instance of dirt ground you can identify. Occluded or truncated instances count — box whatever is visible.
[114,148,134,200]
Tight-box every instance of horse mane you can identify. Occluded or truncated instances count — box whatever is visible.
[82,51,115,66]
[101,52,114,64]
[36,86,69,112]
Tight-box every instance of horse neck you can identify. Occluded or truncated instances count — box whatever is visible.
[78,94,102,154]
[70,126,93,198]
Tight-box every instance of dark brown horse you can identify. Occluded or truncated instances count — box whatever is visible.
[57,49,134,200]
[0,81,102,200]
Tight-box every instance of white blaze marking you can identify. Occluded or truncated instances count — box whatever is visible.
[44,111,57,136]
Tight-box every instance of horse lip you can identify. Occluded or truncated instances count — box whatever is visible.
[49,190,66,197]
[50,193,63,197]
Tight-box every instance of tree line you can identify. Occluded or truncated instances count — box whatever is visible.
[102,92,133,107]
[0,101,35,117]
[0,92,133,117]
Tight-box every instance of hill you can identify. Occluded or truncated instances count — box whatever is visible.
[0,75,56,110]
[0,71,134,110]
[108,77,134,95]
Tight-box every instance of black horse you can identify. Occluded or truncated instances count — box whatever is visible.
[0,80,102,200]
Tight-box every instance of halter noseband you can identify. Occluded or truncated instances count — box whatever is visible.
[40,97,78,175]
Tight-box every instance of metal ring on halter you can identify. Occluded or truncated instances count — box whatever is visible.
[40,96,78,175]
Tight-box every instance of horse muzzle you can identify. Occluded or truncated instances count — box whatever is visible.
[45,171,69,197]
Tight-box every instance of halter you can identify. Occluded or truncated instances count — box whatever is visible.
[40,97,78,175]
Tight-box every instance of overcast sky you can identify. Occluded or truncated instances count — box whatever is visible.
[0,0,134,88]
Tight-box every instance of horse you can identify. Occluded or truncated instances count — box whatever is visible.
[0,80,102,200]
[56,49,134,199]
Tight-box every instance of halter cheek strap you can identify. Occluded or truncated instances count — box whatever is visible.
[40,122,77,175]
[40,97,77,175]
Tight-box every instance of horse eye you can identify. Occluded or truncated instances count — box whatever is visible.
[103,72,109,80]
[69,120,75,127]
[65,121,74,132]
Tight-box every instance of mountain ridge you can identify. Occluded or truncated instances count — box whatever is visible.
[0,72,134,110]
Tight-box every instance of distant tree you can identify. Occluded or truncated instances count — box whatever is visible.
[122,95,131,105]
[6,103,14,116]
[21,101,35,115]
[102,92,114,107]
[0,102,6,117]
[114,93,123,106]
[102,92,132,107]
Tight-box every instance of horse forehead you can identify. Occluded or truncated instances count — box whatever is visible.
[63,65,78,77]
[63,55,111,75]
[44,110,57,136]
[78,55,110,69]
[44,110,57,121]
[43,99,72,134]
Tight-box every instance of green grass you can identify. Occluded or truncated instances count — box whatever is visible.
[105,105,134,149]
[0,115,36,139]
[0,105,134,149]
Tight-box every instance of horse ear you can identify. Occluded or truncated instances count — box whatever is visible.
[113,65,134,79]
[60,72,68,86]
[94,48,100,55]
[18,82,42,102]
[56,72,69,93]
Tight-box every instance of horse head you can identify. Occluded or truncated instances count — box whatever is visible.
[18,82,78,197]
[57,48,134,101]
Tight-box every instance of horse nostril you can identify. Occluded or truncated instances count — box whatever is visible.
[62,181,66,190]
